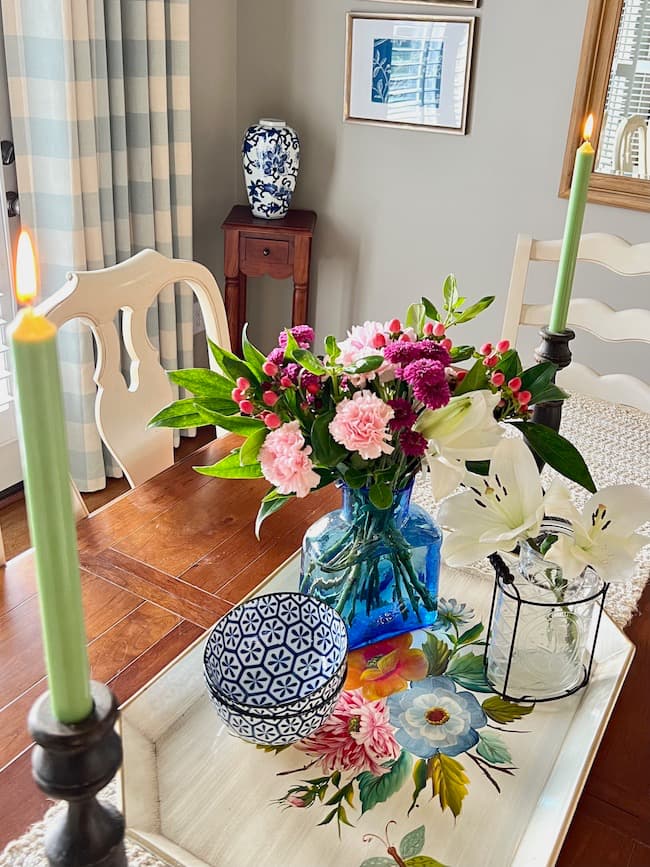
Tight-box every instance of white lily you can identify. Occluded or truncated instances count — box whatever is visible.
[542,484,650,583]
[415,390,504,500]
[439,436,548,566]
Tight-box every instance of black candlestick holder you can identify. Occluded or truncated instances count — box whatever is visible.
[28,681,127,867]
[531,326,575,434]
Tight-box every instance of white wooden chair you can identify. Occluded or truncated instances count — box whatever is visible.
[37,249,231,518]
[502,233,650,413]
[613,114,649,178]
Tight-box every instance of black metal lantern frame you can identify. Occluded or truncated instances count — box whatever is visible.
[483,552,609,703]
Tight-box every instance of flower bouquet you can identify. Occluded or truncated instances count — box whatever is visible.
[150,276,596,647]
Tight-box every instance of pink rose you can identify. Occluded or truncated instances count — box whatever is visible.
[287,795,306,808]
[329,391,394,460]
[259,421,320,498]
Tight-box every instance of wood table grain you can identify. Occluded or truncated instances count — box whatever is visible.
[0,434,648,865]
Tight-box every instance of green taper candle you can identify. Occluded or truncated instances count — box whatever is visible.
[549,115,596,334]
[9,231,92,723]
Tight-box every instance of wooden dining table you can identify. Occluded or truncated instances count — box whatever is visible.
[1,432,649,865]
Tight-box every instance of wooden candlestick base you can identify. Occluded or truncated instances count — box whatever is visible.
[531,327,575,434]
[28,681,126,867]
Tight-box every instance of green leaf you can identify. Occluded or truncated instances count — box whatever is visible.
[280,328,301,361]
[331,770,341,787]
[325,335,340,363]
[453,358,488,396]
[449,345,474,363]
[446,652,491,692]
[197,408,266,436]
[255,489,293,538]
[408,758,429,815]
[360,859,395,867]
[369,482,393,510]
[343,355,384,375]
[405,857,449,867]
[149,397,233,429]
[442,275,459,313]
[167,367,235,397]
[519,362,556,394]
[311,413,348,467]
[421,296,441,323]
[476,732,513,765]
[454,295,495,324]
[208,338,258,384]
[317,807,337,827]
[456,622,484,646]
[495,349,523,382]
[516,421,596,493]
[241,324,267,376]
[531,383,569,404]
[482,695,534,724]
[344,468,368,489]
[293,348,327,376]
[240,426,267,465]
[422,632,451,676]
[358,751,412,814]
[399,825,425,859]
[405,302,426,333]
[194,451,263,478]
[430,753,469,818]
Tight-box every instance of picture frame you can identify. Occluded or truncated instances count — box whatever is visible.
[344,13,476,135]
[371,0,479,6]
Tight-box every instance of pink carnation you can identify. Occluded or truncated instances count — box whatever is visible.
[297,690,400,777]
[329,391,394,460]
[258,421,319,498]
[338,321,388,368]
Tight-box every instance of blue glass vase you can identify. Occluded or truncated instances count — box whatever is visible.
[299,481,441,649]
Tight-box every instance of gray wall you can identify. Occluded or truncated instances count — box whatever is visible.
[197,0,650,373]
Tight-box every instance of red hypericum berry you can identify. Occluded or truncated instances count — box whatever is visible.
[496,339,510,354]
[262,360,278,377]
[484,354,498,368]
[440,338,453,351]
[491,371,505,387]
[423,322,434,336]
[264,412,281,429]
[231,387,244,403]
[497,399,506,408]
[306,383,320,395]
[262,390,279,407]
[236,377,250,391]
[388,318,402,333]
[432,322,446,338]
[456,370,467,382]
[519,404,529,414]
[280,376,293,388]
[479,342,492,356]
[371,333,387,349]
[508,377,522,392]
[239,399,254,415]
[399,332,412,343]
[518,390,532,405]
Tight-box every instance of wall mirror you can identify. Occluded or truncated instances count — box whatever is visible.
[561,0,650,211]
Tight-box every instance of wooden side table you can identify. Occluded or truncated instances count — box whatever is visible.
[221,205,317,354]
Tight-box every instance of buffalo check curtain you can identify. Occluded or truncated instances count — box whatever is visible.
[1,0,193,489]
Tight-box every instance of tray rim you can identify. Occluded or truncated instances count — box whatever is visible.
[118,551,636,867]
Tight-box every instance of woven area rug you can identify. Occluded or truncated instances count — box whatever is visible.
[3,394,648,866]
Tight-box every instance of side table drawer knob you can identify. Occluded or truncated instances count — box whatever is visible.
[263,248,270,256]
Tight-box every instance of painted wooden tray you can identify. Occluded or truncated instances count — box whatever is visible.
[118,554,634,867]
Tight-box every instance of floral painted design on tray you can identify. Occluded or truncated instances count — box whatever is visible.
[263,598,535,835]
[361,821,447,867]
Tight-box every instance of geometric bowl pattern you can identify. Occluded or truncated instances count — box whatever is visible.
[203,592,348,710]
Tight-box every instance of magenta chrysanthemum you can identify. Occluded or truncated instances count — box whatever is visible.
[402,359,451,410]
[399,429,428,458]
[384,340,451,369]
[329,390,394,460]
[387,398,417,432]
[267,347,285,367]
[296,690,400,776]
[278,325,315,349]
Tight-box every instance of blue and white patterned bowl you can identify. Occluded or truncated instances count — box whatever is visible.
[203,592,348,743]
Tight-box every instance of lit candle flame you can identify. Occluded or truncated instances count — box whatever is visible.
[15,229,39,306]
[583,114,594,142]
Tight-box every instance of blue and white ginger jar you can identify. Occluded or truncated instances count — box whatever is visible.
[242,118,300,220]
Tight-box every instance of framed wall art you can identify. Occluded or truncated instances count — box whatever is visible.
[371,0,479,6]
[344,13,476,135]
